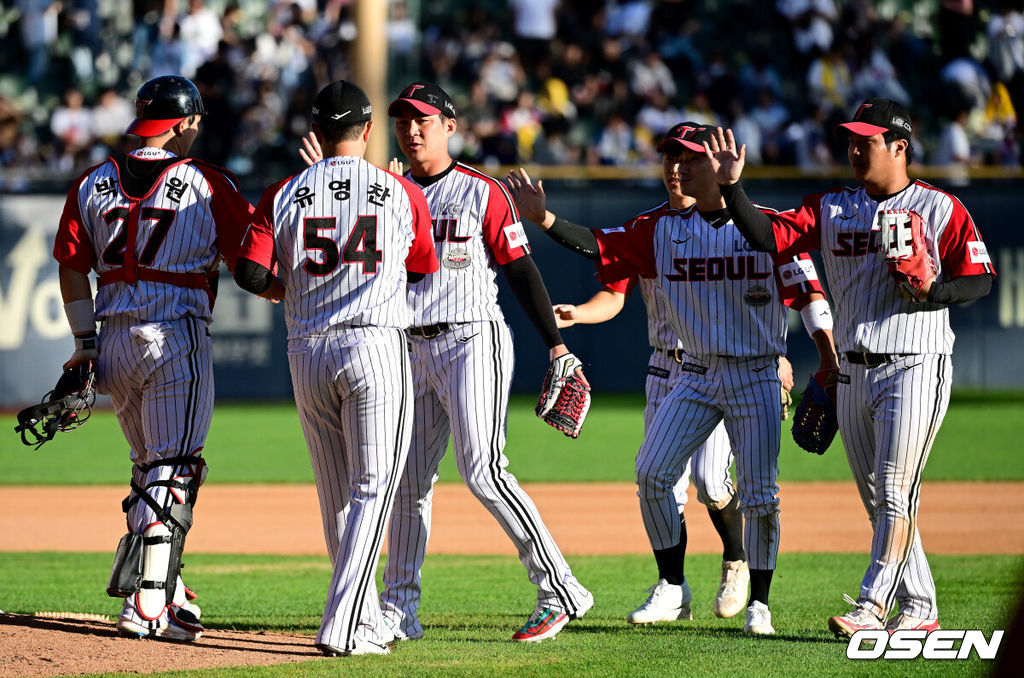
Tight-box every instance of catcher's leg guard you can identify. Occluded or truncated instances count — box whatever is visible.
[107,532,144,597]
[121,453,205,619]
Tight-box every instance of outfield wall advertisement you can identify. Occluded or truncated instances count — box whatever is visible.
[1,180,1019,407]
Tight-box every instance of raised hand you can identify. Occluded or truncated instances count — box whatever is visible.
[388,158,405,174]
[704,127,746,186]
[299,131,324,166]
[505,167,548,226]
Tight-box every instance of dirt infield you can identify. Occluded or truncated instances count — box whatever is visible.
[1,481,1022,676]
[2,481,1023,556]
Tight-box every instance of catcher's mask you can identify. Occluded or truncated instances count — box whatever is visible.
[14,362,96,449]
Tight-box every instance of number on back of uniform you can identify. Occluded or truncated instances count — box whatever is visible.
[302,215,382,276]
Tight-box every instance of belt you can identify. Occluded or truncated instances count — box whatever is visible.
[844,351,914,368]
[656,347,684,364]
[408,322,462,339]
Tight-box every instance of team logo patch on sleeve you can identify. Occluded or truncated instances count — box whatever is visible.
[503,221,528,247]
[967,241,991,264]
[601,226,625,233]
[778,260,818,285]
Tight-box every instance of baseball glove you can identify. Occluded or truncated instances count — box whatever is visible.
[536,353,591,438]
[791,369,839,455]
[878,210,936,301]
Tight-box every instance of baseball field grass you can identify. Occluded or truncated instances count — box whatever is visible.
[2,393,1021,676]
[2,392,1024,485]
[0,551,1017,677]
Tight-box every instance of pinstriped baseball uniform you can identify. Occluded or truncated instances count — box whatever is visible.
[53,146,253,630]
[606,202,735,512]
[380,161,591,641]
[768,180,995,620]
[238,154,437,651]
[594,205,823,572]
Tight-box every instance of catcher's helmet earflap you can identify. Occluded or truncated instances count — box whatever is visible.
[14,362,97,450]
[126,75,208,137]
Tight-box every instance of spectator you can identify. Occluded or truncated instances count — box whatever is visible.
[749,87,792,164]
[807,42,852,110]
[629,49,677,100]
[18,0,62,85]
[479,43,526,104]
[776,0,839,70]
[50,88,93,171]
[90,88,133,146]
[179,0,223,77]
[933,107,975,185]
[596,111,634,165]
[636,90,683,139]
[851,32,911,105]
[509,0,559,74]
[501,90,544,161]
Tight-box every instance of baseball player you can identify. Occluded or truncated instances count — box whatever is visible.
[53,75,257,641]
[709,99,995,636]
[380,82,593,643]
[510,166,801,620]
[234,81,438,657]
[508,123,835,635]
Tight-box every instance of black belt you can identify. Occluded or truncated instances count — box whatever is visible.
[844,351,914,368]
[656,347,684,364]
[408,322,462,339]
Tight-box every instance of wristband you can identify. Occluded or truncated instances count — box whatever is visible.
[75,332,98,352]
[64,299,97,335]
[800,299,833,336]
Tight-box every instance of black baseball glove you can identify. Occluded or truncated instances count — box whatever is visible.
[791,369,839,455]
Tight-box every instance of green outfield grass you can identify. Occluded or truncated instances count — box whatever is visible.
[0,551,1017,677]
[2,393,1023,485]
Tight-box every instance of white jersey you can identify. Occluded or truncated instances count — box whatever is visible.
[54,147,253,323]
[405,162,531,326]
[769,180,995,354]
[595,205,823,358]
[239,156,437,339]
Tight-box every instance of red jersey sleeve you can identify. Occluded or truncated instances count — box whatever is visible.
[482,178,531,265]
[773,252,825,307]
[396,175,440,275]
[202,165,255,273]
[766,193,826,260]
[238,179,288,270]
[936,196,996,278]
[593,216,657,285]
[53,167,100,273]
[603,274,636,295]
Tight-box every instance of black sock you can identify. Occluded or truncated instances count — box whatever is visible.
[653,518,687,585]
[707,494,746,562]
[749,569,773,606]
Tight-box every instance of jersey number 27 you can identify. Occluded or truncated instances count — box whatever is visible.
[303,215,383,275]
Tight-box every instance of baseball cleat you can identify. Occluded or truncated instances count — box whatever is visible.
[628,578,692,624]
[886,613,940,633]
[512,606,570,642]
[743,601,775,635]
[116,617,152,639]
[828,595,884,638]
[570,589,595,621]
[714,560,749,618]
[316,639,391,656]
[155,605,204,642]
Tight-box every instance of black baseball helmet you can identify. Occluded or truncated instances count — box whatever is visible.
[126,75,208,137]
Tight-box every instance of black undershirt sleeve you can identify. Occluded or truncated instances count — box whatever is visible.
[502,254,563,348]
[408,271,426,284]
[925,273,992,304]
[545,216,600,259]
[233,257,272,294]
[719,181,778,253]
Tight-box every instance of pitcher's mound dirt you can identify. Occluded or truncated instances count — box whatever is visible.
[0,613,321,677]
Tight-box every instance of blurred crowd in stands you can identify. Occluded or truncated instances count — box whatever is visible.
[2,0,1024,186]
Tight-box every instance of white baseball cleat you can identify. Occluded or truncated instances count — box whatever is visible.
[744,601,775,635]
[886,612,940,633]
[828,595,884,638]
[116,604,203,642]
[714,560,749,618]
[628,578,692,624]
